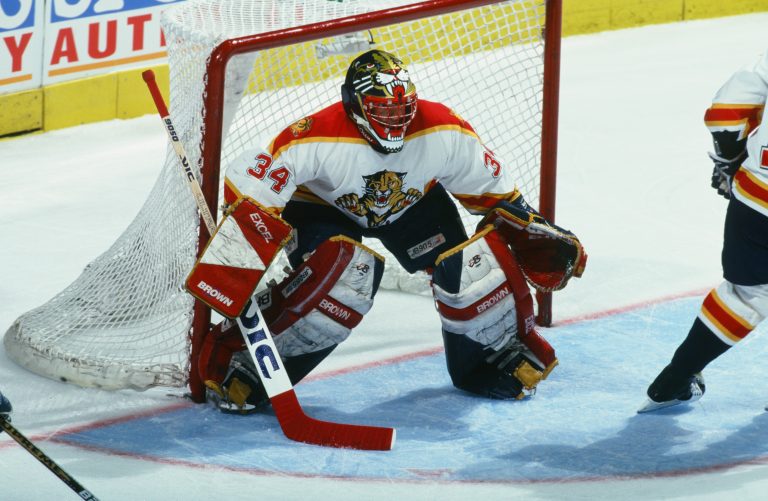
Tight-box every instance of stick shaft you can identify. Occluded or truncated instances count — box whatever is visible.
[142,70,217,234]
[1,419,100,500]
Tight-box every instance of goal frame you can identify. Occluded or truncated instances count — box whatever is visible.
[188,0,563,402]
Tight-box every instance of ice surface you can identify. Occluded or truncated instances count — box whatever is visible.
[2,12,768,501]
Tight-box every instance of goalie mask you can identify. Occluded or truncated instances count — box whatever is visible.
[341,50,418,154]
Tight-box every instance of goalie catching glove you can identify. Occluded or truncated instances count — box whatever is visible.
[432,226,558,400]
[479,193,586,292]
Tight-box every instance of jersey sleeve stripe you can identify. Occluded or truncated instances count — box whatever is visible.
[291,186,330,205]
[223,177,283,214]
[406,124,478,142]
[453,191,517,214]
[270,136,369,161]
[733,169,768,211]
[704,105,763,138]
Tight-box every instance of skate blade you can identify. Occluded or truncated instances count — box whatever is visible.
[637,398,688,413]
[637,388,704,413]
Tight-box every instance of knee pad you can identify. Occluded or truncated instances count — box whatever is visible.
[432,226,557,399]
[258,235,384,357]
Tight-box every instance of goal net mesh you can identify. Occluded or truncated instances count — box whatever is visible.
[4,0,551,391]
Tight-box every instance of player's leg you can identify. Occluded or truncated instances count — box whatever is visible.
[201,201,383,413]
[367,183,558,398]
[431,226,557,399]
[642,198,768,411]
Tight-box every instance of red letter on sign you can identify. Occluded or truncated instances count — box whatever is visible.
[51,28,79,65]
[4,33,32,72]
[127,14,152,51]
[88,20,117,59]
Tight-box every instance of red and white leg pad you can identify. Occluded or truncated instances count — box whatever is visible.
[432,226,557,398]
[198,235,384,387]
[259,235,384,356]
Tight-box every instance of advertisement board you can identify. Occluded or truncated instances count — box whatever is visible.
[43,0,183,85]
[0,0,44,93]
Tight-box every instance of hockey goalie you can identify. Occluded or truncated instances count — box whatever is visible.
[187,49,587,413]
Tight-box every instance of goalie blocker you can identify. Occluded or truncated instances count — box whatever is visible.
[186,197,293,318]
[432,226,558,399]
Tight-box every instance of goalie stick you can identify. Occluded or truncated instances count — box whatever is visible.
[142,70,395,451]
[0,414,100,499]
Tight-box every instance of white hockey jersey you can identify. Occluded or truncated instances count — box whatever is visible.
[224,100,519,228]
[704,51,768,217]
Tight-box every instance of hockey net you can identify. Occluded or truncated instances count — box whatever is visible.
[4,0,560,399]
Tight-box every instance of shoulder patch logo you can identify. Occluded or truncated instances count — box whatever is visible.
[290,117,314,137]
[334,170,422,227]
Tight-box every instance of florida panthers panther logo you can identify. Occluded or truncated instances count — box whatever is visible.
[335,170,422,227]
[289,117,314,137]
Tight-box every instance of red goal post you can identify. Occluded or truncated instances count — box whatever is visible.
[4,0,562,402]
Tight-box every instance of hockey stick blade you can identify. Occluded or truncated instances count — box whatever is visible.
[238,300,396,451]
[271,390,395,451]
[0,418,100,500]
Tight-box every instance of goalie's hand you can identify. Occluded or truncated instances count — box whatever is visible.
[479,195,587,292]
[709,151,745,200]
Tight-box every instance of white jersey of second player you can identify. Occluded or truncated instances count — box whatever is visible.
[705,51,768,217]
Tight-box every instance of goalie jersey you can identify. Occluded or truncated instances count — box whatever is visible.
[704,51,768,217]
[224,100,519,227]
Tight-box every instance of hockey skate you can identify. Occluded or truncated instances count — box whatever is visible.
[205,351,268,415]
[637,365,705,414]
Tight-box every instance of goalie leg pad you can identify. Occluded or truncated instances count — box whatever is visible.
[198,322,339,414]
[259,235,384,357]
[198,318,245,388]
[198,236,383,413]
[197,319,269,414]
[432,227,557,399]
